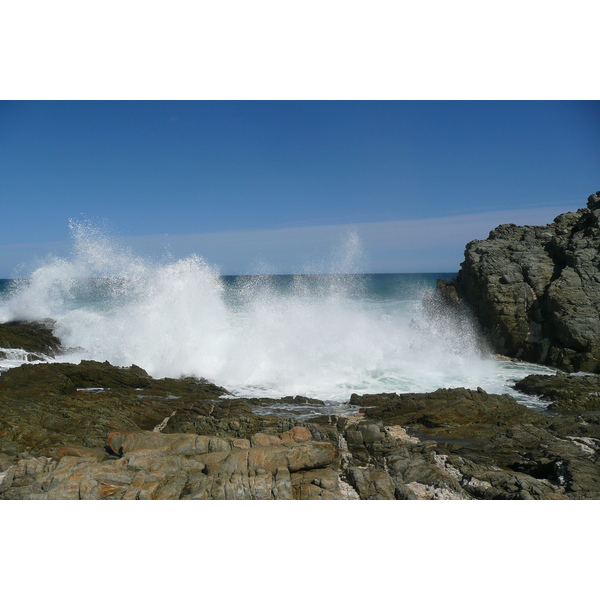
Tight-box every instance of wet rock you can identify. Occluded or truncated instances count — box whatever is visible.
[272,395,325,406]
[351,388,549,442]
[514,373,600,413]
[207,395,325,409]
[0,320,62,357]
[161,399,302,439]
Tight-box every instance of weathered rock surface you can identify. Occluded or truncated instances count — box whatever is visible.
[349,387,548,441]
[0,427,344,500]
[345,387,600,499]
[0,361,227,456]
[1,352,599,499]
[438,192,600,372]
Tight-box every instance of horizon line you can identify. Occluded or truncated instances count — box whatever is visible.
[0,271,460,281]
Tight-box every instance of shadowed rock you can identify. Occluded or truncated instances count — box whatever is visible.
[514,373,600,413]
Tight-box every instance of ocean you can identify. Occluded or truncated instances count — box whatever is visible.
[0,226,556,409]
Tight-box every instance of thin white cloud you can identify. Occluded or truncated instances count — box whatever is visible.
[0,204,581,277]
[122,205,578,273]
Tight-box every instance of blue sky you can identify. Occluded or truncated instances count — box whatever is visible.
[1,100,599,277]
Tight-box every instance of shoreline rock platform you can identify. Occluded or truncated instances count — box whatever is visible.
[1,358,598,499]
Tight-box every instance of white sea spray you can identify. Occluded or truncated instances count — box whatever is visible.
[0,222,555,402]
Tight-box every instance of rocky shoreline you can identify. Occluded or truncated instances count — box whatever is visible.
[0,350,598,499]
[1,193,599,500]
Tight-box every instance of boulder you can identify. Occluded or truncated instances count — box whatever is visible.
[438,192,600,372]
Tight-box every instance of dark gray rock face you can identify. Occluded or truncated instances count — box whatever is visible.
[444,192,600,372]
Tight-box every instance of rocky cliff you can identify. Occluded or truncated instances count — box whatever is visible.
[441,192,600,373]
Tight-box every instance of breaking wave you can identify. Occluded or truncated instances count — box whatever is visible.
[1,222,552,402]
